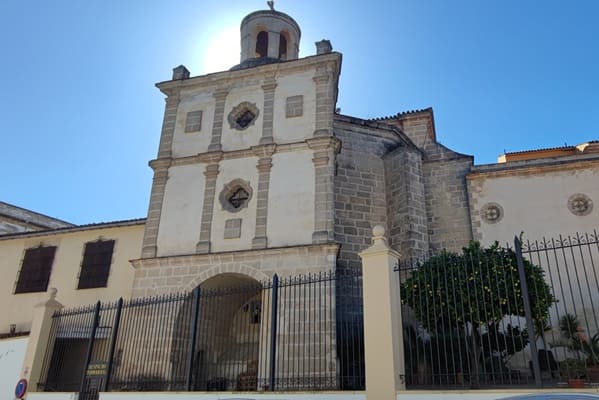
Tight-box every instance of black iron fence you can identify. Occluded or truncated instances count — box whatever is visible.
[39,270,364,399]
[398,230,599,389]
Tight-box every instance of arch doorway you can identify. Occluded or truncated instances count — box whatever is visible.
[172,273,264,391]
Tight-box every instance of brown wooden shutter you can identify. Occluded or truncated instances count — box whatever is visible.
[78,240,115,289]
[15,246,57,293]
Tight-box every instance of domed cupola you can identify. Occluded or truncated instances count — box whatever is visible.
[232,2,301,70]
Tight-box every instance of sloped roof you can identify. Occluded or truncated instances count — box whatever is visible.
[0,201,74,230]
[0,218,146,240]
[499,140,599,162]
[369,108,433,121]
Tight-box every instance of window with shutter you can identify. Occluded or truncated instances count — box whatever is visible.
[77,240,115,289]
[15,246,57,294]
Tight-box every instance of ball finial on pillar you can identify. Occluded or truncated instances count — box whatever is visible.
[372,225,385,238]
[48,287,58,299]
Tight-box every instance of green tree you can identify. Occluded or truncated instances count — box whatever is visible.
[400,242,555,386]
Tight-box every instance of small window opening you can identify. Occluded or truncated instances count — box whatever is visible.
[229,188,250,209]
[243,300,262,324]
[251,301,261,324]
[256,31,268,58]
[279,33,288,60]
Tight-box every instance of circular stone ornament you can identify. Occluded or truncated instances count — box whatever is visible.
[480,202,503,224]
[568,193,593,216]
[228,102,260,130]
[219,179,253,213]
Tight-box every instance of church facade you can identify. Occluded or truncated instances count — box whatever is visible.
[1,3,597,334]
[130,8,480,298]
[0,5,597,398]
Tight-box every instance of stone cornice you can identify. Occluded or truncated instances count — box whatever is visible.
[251,143,277,158]
[468,153,599,180]
[149,158,172,171]
[306,137,341,153]
[155,140,333,168]
[197,151,224,164]
[131,242,340,266]
[155,53,342,96]
[334,114,420,152]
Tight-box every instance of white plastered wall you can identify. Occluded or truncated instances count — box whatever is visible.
[471,166,599,357]
[221,85,264,152]
[171,89,215,158]
[156,164,206,257]
[267,150,315,247]
[0,337,28,397]
[272,71,316,144]
[472,167,599,245]
[211,157,259,252]
[0,224,143,333]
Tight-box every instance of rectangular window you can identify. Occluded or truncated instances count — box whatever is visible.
[78,240,115,289]
[285,95,303,118]
[15,246,57,294]
[224,218,242,239]
[184,110,203,132]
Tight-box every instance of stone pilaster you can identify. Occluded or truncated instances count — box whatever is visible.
[312,66,335,137]
[208,89,229,152]
[307,137,340,243]
[260,75,277,145]
[266,31,281,60]
[156,93,180,158]
[252,144,277,248]
[141,158,171,258]
[196,153,223,254]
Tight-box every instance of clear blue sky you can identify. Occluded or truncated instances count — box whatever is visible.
[1,1,597,224]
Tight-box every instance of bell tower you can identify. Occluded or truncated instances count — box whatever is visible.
[238,6,301,66]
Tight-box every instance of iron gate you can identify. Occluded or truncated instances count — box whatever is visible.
[39,270,365,399]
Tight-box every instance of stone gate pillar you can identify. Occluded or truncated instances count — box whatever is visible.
[359,225,405,399]
[19,288,63,393]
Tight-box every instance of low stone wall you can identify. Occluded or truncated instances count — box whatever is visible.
[20,389,588,400]
[100,392,365,400]
[400,390,599,400]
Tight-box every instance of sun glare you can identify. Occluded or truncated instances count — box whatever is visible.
[201,26,240,74]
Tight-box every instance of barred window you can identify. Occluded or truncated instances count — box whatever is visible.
[286,95,303,118]
[78,240,115,289]
[15,246,57,294]
[228,102,259,131]
[219,179,253,213]
[184,110,203,133]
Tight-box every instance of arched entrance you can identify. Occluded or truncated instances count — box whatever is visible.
[172,273,264,391]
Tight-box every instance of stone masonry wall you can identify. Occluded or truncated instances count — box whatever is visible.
[424,156,473,254]
[333,118,402,272]
[384,147,429,260]
[131,244,339,298]
[376,109,436,150]
[380,109,474,255]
